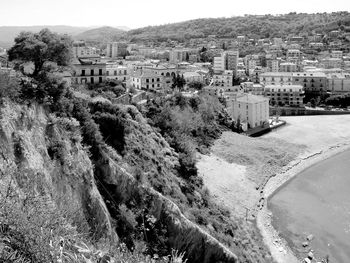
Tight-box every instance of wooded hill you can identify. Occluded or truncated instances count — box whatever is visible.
[126,12,350,41]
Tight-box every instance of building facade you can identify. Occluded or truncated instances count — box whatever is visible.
[106,42,128,58]
[72,60,106,84]
[230,94,269,129]
[264,84,304,106]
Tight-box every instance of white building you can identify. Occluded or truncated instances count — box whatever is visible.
[106,64,129,82]
[213,56,225,73]
[230,94,269,129]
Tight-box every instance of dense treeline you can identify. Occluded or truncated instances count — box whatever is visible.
[325,93,350,108]
[127,12,350,41]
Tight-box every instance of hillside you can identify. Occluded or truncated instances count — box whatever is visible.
[0,25,93,48]
[127,12,350,41]
[0,65,274,262]
[74,26,126,43]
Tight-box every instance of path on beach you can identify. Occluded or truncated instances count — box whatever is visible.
[197,115,350,263]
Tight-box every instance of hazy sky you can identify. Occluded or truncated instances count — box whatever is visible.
[0,0,349,29]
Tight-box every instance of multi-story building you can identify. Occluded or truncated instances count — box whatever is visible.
[106,42,128,58]
[259,72,293,85]
[73,41,99,59]
[169,49,192,63]
[72,59,106,84]
[183,72,203,83]
[279,62,297,72]
[142,64,178,89]
[213,70,234,86]
[264,84,304,107]
[286,49,302,60]
[229,94,269,129]
[131,72,164,91]
[213,50,239,76]
[266,59,279,72]
[331,51,343,59]
[106,64,129,82]
[327,73,350,93]
[224,51,239,76]
[321,58,343,69]
[213,56,225,73]
[240,82,264,95]
[292,72,327,99]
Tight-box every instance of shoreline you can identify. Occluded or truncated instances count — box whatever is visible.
[256,141,350,263]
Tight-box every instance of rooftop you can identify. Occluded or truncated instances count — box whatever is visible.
[235,94,269,103]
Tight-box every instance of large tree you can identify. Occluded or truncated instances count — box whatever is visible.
[8,29,72,77]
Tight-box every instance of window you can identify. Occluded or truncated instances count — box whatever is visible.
[99,77,102,83]
[114,70,117,75]
[91,69,94,76]
[146,79,149,83]
[90,77,94,84]
[106,71,109,76]
[124,70,127,75]
[99,69,103,75]
[157,78,160,82]
[81,69,85,76]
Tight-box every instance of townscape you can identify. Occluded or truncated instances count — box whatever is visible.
[1,7,350,263]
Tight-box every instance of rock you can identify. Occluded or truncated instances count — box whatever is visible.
[307,234,314,241]
[302,241,309,247]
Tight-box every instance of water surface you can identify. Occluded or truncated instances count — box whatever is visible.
[269,150,350,262]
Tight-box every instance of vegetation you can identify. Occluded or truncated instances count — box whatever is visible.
[0,29,273,262]
[127,12,350,41]
[325,93,350,108]
[8,29,72,77]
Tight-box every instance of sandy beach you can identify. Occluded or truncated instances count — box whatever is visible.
[197,115,350,263]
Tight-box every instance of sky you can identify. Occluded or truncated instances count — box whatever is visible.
[0,0,349,29]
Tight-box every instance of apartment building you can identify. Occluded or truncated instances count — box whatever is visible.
[286,49,302,59]
[106,42,128,58]
[327,73,350,93]
[292,72,327,98]
[73,41,99,59]
[259,72,293,85]
[264,84,304,107]
[279,62,297,72]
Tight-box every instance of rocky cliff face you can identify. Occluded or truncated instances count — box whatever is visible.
[0,100,240,262]
[0,100,116,241]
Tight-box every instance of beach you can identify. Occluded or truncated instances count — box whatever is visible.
[197,115,350,263]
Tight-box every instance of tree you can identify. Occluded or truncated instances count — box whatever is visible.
[171,74,186,91]
[8,29,73,78]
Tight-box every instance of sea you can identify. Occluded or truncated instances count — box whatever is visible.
[269,149,350,263]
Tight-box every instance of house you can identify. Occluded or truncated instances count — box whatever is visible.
[229,94,269,130]
[72,59,106,84]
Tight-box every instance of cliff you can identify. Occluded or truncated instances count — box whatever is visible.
[0,100,116,241]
